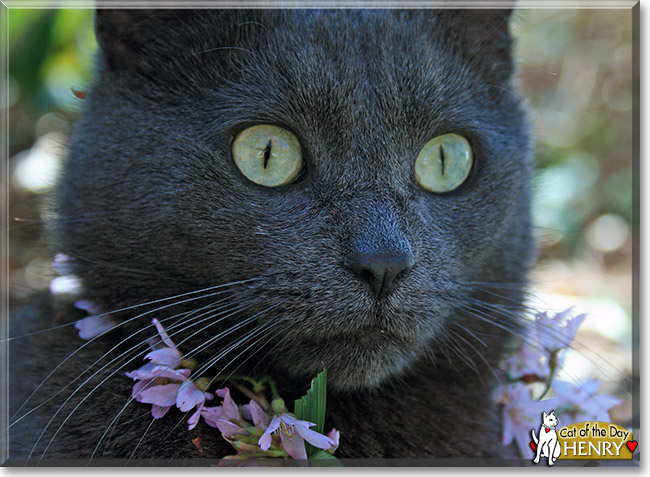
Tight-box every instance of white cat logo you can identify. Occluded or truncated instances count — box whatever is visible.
[531,410,561,466]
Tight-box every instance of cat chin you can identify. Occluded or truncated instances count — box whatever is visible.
[271,333,426,391]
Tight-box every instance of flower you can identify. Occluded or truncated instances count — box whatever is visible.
[73,300,117,339]
[50,275,83,295]
[125,318,211,421]
[551,378,622,422]
[327,428,340,453]
[258,413,335,460]
[497,383,558,457]
[50,254,118,339]
[534,309,586,353]
[50,254,82,295]
[504,343,549,382]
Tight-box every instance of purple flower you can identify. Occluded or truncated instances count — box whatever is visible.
[504,343,549,381]
[497,383,558,457]
[73,300,117,340]
[327,428,340,453]
[243,399,270,430]
[125,319,211,421]
[50,254,82,295]
[258,413,334,460]
[534,309,586,353]
[50,275,83,295]
[551,379,622,422]
[198,387,240,431]
[53,253,74,276]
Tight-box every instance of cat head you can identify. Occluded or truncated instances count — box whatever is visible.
[543,411,559,428]
[54,9,533,391]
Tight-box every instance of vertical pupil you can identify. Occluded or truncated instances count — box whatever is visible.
[263,139,272,169]
[439,144,445,175]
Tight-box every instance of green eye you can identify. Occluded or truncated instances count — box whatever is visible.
[414,133,473,193]
[232,125,303,187]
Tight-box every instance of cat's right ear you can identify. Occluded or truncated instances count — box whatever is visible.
[95,10,161,71]
[95,9,195,72]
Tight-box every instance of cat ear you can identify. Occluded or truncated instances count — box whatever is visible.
[543,411,548,418]
[94,9,180,72]
[95,9,267,74]
[437,9,515,84]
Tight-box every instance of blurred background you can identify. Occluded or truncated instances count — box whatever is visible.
[6,9,635,427]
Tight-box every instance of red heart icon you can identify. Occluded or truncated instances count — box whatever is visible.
[626,441,638,453]
[545,428,551,433]
[530,441,537,453]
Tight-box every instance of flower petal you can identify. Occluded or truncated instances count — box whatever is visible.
[327,428,340,452]
[247,399,270,430]
[50,275,82,295]
[176,380,206,412]
[258,415,281,450]
[151,318,179,353]
[53,253,73,276]
[294,423,333,450]
[281,414,315,428]
[187,403,205,430]
[215,387,239,420]
[74,300,102,316]
[138,383,181,407]
[125,362,190,381]
[216,419,246,438]
[280,431,308,460]
[201,406,225,428]
[74,314,116,340]
[151,404,171,419]
[145,348,182,367]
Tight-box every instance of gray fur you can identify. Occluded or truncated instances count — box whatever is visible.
[10,9,533,461]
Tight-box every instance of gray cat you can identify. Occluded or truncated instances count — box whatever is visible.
[9,9,533,463]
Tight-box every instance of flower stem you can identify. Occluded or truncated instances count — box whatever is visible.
[264,376,280,400]
[537,351,559,400]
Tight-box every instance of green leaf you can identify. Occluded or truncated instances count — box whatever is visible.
[293,368,327,457]
[309,450,343,466]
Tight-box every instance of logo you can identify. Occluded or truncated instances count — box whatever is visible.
[530,411,638,464]
[530,410,561,466]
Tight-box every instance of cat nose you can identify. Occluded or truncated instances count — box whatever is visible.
[351,252,414,300]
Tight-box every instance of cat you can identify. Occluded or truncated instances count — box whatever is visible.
[531,410,561,466]
[9,8,534,463]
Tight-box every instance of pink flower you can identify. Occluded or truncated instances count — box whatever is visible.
[73,300,117,340]
[551,379,622,422]
[497,383,558,457]
[50,275,82,295]
[242,399,270,430]
[125,319,211,421]
[258,413,335,460]
[504,343,549,381]
[327,429,340,452]
[534,309,586,353]
[199,387,240,430]
[53,253,74,275]
[50,254,82,295]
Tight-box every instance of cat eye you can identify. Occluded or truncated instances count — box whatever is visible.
[232,125,304,187]
[414,133,473,193]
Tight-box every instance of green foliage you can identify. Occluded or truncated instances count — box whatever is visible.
[293,368,327,457]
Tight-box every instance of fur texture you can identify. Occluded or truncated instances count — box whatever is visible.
[10,9,533,462]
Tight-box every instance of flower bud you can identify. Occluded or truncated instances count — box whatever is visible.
[194,377,212,392]
[271,398,286,414]
[180,357,198,370]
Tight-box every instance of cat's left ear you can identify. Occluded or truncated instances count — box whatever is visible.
[425,8,514,85]
[454,9,514,83]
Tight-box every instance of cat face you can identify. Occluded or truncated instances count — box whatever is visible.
[56,10,533,390]
[543,411,559,428]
